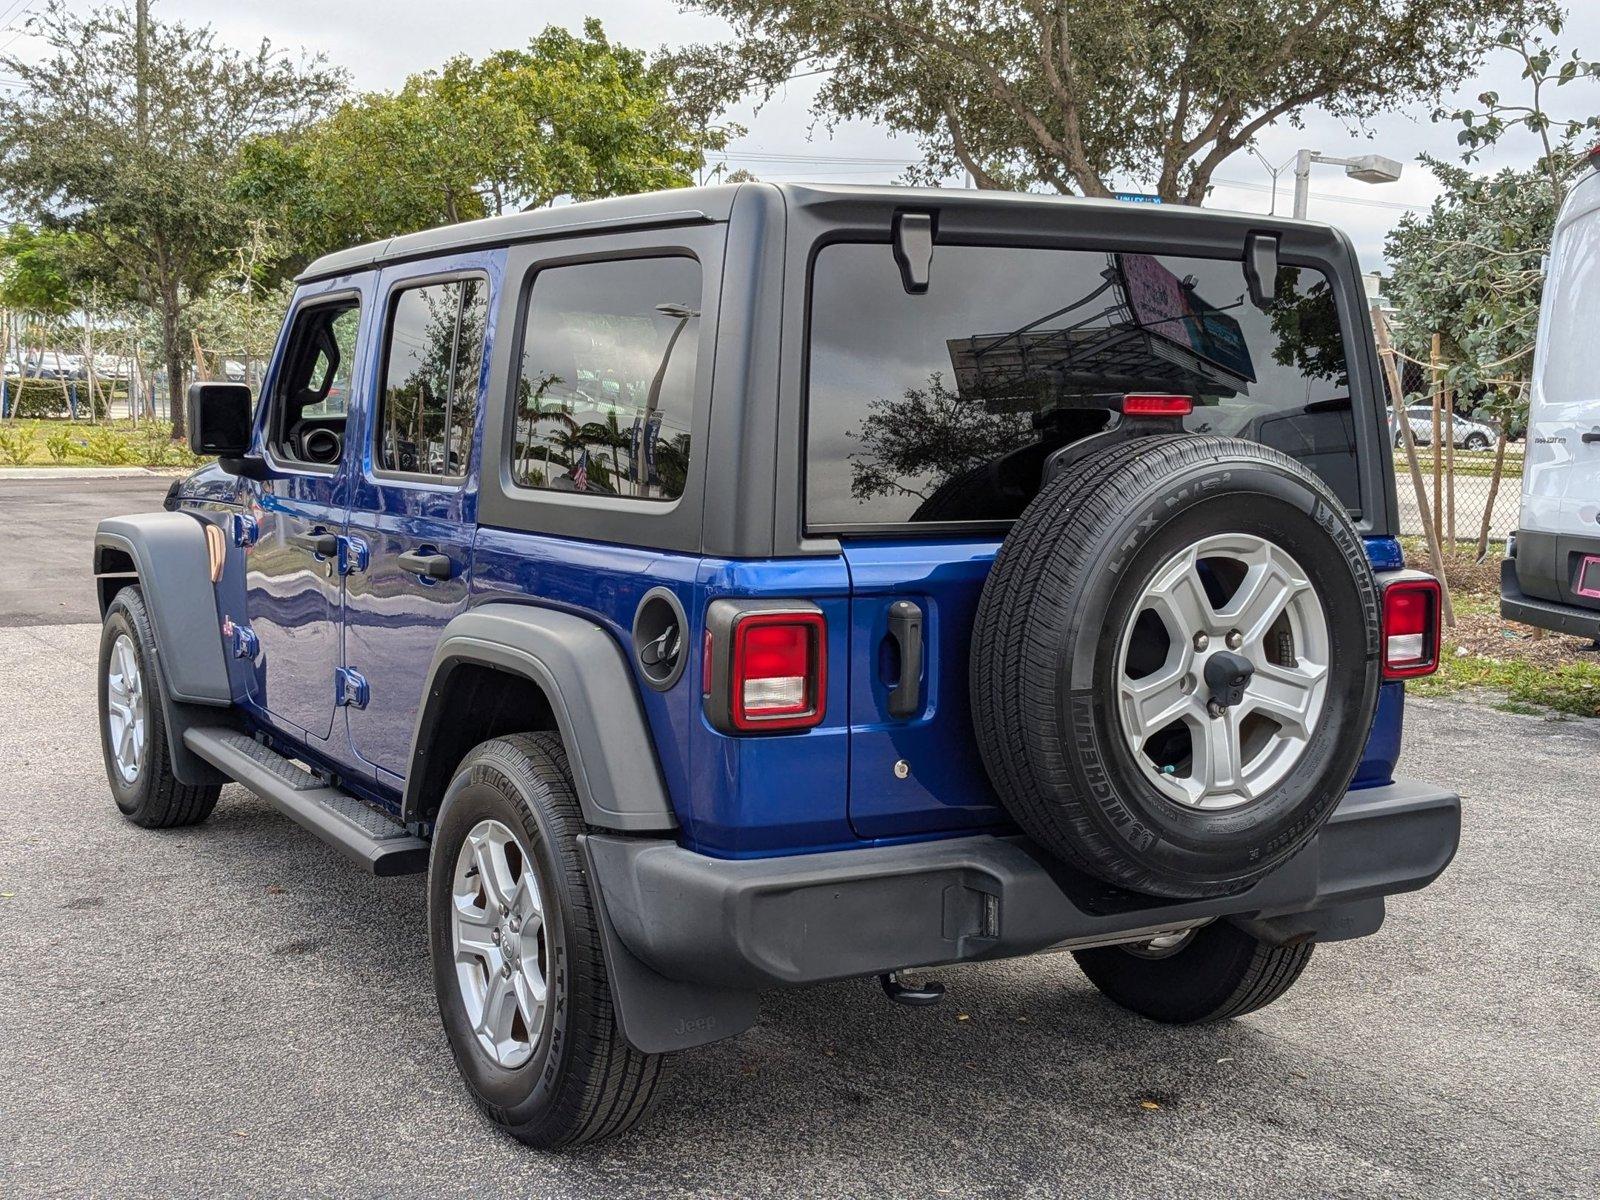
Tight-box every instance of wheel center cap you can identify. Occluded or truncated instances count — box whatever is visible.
[1203,649,1255,712]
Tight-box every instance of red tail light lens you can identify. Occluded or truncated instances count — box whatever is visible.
[1123,393,1194,417]
[1382,577,1441,678]
[730,612,826,730]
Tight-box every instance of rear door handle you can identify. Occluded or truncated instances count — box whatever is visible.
[1582,430,1600,444]
[887,600,924,719]
[398,550,453,581]
[289,530,338,558]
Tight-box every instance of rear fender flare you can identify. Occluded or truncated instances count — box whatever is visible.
[402,603,678,833]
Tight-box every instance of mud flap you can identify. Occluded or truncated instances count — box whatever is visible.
[579,835,759,1054]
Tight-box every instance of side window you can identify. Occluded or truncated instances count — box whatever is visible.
[509,256,700,501]
[376,277,488,478]
[270,298,361,467]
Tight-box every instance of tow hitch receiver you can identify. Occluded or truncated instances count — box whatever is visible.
[880,970,946,1007]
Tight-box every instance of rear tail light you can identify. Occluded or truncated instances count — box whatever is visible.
[1122,393,1194,417]
[703,602,827,733]
[1381,576,1441,679]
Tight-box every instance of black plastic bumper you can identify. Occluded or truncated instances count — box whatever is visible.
[1500,556,1600,639]
[586,778,1460,993]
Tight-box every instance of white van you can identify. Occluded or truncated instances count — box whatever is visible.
[1502,152,1600,637]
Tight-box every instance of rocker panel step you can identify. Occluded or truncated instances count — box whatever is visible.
[184,728,429,876]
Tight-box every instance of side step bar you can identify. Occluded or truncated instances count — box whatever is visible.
[184,727,429,877]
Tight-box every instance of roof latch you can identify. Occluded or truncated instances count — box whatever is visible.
[893,211,935,294]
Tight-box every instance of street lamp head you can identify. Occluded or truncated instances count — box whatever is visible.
[1344,154,1403,185]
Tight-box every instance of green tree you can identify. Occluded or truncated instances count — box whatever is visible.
[673,0,1550,202]
[1388,8,1599,552]
[0,1,345,437]
[239,20,726,267]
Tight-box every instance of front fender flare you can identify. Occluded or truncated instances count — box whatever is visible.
[403,604,678,833]
[94,513,231,706]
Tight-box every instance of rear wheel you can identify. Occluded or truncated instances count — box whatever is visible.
[1074,921,1313,1024]
[97,587,220,828]
[428,733,671,1147]
[1463,432,1490,451]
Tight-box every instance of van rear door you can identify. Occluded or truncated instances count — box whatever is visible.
[1522,176,1600,544]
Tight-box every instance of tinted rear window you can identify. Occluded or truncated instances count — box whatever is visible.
[806,243,1359,526]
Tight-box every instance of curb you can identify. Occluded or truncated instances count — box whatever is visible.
[0,466,189,480]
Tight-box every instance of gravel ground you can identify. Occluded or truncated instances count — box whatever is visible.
[1,622,1596,1199]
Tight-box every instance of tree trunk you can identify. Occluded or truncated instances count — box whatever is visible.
[1476,430,1510,562]
[161,290,186,441]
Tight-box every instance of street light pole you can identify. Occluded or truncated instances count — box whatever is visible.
[1292,150,1405,219]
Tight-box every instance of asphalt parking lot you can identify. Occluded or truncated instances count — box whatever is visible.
[0,477,1596,1198]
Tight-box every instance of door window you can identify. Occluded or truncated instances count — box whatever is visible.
[270,298,361,467]
[509,256,700,501]
[376,278,489,478]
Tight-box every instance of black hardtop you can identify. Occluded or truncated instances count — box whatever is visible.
[295,181,1351,284]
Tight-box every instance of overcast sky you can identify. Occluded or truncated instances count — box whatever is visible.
[5,0,1599,270]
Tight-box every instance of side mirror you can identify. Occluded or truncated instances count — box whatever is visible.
[187,381,259,474]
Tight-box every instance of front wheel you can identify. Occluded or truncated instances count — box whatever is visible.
[428,733,672,1148]
[97,587,220,828]
[1074,921,1313,1024]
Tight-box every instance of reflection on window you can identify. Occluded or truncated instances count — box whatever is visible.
[510,257,699,502]
[807,243,1355,525]
[377,278,487,477]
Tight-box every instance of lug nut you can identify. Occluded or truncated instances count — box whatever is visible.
[501,962,512,977]
[509,917,521,933]
[491,929,501,944]
[1192,632,1209,652]
[1226,630,1243,650]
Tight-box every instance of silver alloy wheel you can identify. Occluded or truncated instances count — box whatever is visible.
[1115,533,1330,811]
[451,818,550,1069]
[106,632,147,785]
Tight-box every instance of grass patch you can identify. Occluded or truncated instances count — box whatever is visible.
[0,418,204,468]
[1397,537,1600,717]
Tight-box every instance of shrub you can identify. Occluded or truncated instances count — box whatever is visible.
[0,429,35,465]
[43,430,75,463]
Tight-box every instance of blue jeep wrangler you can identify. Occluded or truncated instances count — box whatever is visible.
[93,183,1459,1147]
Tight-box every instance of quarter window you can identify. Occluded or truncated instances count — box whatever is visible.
[509,257,700,501]
[376,278,488,477]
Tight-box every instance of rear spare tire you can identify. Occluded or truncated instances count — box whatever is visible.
[971,435,1380,898]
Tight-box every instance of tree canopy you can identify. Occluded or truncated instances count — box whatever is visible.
[674,0,1554,202]
[238,20,725,266]
[0,1,346,434]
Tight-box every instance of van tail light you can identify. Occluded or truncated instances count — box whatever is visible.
[1381,575,1441,679]
[703,601,826,733]
[1122,393,1194,417]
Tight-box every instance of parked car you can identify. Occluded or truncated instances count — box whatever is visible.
[1503,146,1600,637]
[93,184,1459,1148]
[1390,404,1498,449]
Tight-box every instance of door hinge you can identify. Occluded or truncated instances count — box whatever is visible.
[231,513,259,548]
[337,535,369,575]
[225,621,258,660]
[335,667,369,709]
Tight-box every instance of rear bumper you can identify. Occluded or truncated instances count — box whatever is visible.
[586,778,1460,991]
[1501,555,1600,639]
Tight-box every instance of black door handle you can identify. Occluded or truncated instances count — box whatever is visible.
[289,530,338,557]
[398,550,453,581]
[887,600,924,719]
[1582,430,1600,444]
